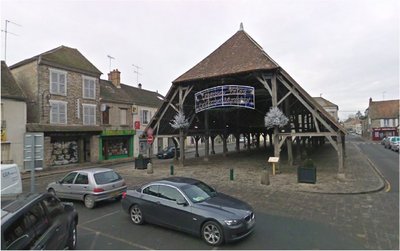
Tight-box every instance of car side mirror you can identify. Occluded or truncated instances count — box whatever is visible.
[57,180,62,184]
[176,198,188,206]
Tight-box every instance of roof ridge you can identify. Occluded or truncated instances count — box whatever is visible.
[242,30,280,68]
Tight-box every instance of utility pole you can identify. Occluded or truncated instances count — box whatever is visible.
[1,20,21,61]
[107,55,115,72]
[132,64,142,85]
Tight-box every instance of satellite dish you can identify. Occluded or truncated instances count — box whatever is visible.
[100,104,107,111]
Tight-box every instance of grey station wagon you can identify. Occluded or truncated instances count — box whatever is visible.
[47,168,127,209]
[121,177,255,246]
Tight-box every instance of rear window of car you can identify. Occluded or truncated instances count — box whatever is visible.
[94,171,122,185]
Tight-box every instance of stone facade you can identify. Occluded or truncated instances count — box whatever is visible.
[37,65,101,125]
[10,46,103,169]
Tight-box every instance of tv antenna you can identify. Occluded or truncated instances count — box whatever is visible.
[382,91,386,100]
[107,55,115,71]
[132,64,142,85]
[1,20,21,61]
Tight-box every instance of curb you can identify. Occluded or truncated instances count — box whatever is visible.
[350,143,387,193]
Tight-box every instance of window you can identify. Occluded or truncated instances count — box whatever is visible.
[159,185,185,201]
[75,173,89,184]
[62,172,78,184]
[383,119,390,127]
[143,185,159,197]
[83,76,96,99]
[93,171,122,185]
[42,196,64,220]
[102,108,109,125]
[140,110,150,124]
[50,69,67,95]
[50,100,67,124]
[83,104,96,125]
[120,108,127,125]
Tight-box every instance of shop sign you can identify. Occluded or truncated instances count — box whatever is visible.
[195,85,255,113]
[372,127,397,132]
[147,135,154,144]
[134,121,140,129]
[102,129,135,136]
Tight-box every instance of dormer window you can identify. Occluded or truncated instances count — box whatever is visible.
[83,76,96,99]
[50,68,67,96]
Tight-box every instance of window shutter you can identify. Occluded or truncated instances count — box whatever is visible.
[59,103,66,124]
[50,104,58,123]
[59,74,66,95]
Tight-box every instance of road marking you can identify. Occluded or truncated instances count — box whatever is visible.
[81,210,121,225]
[79,225,153,250]
[89,231,100,250]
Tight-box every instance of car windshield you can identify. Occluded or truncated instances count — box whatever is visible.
[181,182,217,203]
[94,171,122,185]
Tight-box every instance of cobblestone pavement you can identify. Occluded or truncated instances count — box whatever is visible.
[22,141,399,249]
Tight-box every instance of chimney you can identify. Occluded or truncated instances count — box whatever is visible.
[138,83,142,89]
[369,97,372,104]
[108,69,121,88]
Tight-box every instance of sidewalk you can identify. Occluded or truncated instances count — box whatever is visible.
[22,141,385,195]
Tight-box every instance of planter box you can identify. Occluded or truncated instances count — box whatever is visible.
[135,158,151,169]
[297,166,316,184]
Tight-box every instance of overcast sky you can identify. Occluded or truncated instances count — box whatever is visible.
[1,0,398,120]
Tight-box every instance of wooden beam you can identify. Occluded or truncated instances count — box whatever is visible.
[325,136,339,152]
[279,132,337,137]
[256,76,272,96]
[277,91,291,106]
[277,75,336,134]
[278,135,288,149]
[155,88,179,136]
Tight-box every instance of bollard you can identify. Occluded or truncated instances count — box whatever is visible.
[230,168,234,181]
[170,164,174,175]
[147,162,153,174]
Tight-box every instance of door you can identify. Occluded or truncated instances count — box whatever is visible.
[56,172,78,199]
[70,172,90,200]
[157,185,196,234]
[84,137,90,162]
[40,196,69,249]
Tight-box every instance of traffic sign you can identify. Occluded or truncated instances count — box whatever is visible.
[147,135,154,144]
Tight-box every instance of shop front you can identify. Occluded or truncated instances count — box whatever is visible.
[100,129,135,160]
[372,127,398,141]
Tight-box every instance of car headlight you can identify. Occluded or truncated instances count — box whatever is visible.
[224,219,240,226]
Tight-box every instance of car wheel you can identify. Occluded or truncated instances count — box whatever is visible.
[84,195,96,209]
[202,221,224,246]
[130,205,144,224]
[67,221,77,249]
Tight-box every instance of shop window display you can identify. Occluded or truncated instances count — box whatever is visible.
[51,140,78,166]
[103,137,129,159]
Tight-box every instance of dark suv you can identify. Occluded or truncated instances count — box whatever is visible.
[1,193,78,250]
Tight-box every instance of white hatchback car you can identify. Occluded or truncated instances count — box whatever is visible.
[47,168,127,209]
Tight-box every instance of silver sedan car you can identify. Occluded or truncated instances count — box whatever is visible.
[47,168,127,209]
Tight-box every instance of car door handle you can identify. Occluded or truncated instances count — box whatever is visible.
[156,201,161,205]
[55,226,61,232]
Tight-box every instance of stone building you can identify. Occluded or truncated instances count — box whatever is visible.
[10,46,103,169]
[1,61,27,170]
[313,96,339,122]
[363,98,400,140]
[100,69,166,159]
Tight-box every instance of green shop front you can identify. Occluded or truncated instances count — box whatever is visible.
[100,129,135,160]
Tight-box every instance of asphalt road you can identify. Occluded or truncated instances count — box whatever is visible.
[350,135,399,193]
[19,135,398,249]
[72,200,364,250]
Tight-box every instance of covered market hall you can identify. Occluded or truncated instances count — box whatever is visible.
[146,24,346,175]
